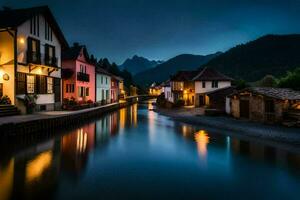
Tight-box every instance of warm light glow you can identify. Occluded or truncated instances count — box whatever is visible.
[195,130,210,157]
[19,37,25,44]
[77,129,88,153]
[26,151,52,183]
[0,159,14,200]
[36,67,43,74]
[119,107,126,129]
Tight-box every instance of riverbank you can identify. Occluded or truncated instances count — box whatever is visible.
[155,107,300,146]
[0,98,140,136]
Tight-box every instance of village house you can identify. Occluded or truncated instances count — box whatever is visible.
[0,6,68,114]
[96,67,111,104]
[163,80,173,103]
[193,67,233,107]
[169,71,198,106]
[228,87,300,124]
[62,44,95,103]
[149,82,162,96]
[111,76,122,103]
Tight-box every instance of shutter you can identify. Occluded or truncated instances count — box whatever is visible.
[54,78,61,102]
[37,40,41,63]
[35,75,40,94]
[45,44,49,60]
[16,73,26,94]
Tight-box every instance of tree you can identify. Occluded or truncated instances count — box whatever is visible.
[233,79,249,90]
[109,62,121,76]
[255,75,277,87]
[277,68,300,90]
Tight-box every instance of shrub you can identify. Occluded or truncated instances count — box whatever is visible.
[156,93,166,107]
[174,99,185,107]
[87,99,94,104]
[0,95,11,105]
[277,68,300,91]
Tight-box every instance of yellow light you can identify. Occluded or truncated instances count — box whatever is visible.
[36,67,42,74]
[19,37,25,44]
[26,151,52,183]
[194,130,210,157]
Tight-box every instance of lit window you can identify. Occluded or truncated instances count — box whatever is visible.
[47,77,53,93]
[27,75,35,94]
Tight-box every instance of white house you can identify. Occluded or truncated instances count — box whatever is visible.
[96,67,111,104]
[192,67,233,107]
[163,81,174,103]
[0,6,68,113]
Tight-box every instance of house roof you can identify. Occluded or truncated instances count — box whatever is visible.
[0,6,68,49]
[96,67,112,76]
[193,67,233,81]
[231,87,300,100]
[62,45,92,62]
[170,71,199,81]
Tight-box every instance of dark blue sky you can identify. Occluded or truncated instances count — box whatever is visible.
[1,0,300,64]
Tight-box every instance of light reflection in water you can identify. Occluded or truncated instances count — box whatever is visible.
[194,130,210,159]
[1,103,300,200]
[0,159,14,200]
[26,151,53,183]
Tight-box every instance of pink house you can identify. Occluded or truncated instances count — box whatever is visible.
[62,44,95,102]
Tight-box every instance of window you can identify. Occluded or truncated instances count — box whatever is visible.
[106,77,108,84]
[47,77,53,93]
[212,81,219,88]
[66,84,74,93]
[101,76,103,84]
[202,81,206,88]
[27,75,35,94]
[86,87,89,96]
[80,65,84,73]
[102,89,104,100]
[27,38,41,64]
[45,21,53,41]
[106,90,109,100]
[78,86,85,97]
[30,15,39,36]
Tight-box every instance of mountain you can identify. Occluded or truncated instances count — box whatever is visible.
[134,52,221,86]
[119,55,163,75]
[204,34,300,81]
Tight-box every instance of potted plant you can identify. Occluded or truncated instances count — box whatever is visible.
[24,94,38,114]
[0,95,12,105]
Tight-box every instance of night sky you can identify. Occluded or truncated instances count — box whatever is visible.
[1,0,300,64]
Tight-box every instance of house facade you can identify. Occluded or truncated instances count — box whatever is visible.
[111,76,122,103]
[96,67,111,104]
[0,6,68,113]
[169,71,197,106]
[149,82,162,96]
[228,87,300,123]
[193,67,233,107]
[62,44,95,103]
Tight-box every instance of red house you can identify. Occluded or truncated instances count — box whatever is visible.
[62,43,95,103]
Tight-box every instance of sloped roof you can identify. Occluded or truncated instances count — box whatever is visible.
[62,45,84,60]
[232,87,300,100]
[170,71,199,81]
[96,67,112,76]
[193,67,233,81]
[0,6,68,49]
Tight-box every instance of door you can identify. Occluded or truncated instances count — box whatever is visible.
[240,100,250,119]
[199,95,205,106]
[0,83,3,97]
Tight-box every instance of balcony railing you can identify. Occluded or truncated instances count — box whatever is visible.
[44,56,58,67]
[77,72,90,82]
[27,51,41,64]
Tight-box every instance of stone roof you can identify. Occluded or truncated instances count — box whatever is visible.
[234,87,300,100]
[192,67,233,81]
[0,6,68,49]
[96,67,112,76]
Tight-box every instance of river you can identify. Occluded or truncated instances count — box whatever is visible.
[0,102,300,200]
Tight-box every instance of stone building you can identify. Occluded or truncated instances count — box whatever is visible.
[228,87,300,123]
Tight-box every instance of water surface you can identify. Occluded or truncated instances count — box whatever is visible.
[1,102,300,200]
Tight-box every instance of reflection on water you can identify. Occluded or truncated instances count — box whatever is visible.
[0,103,300,200]
[194,130,210,158]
